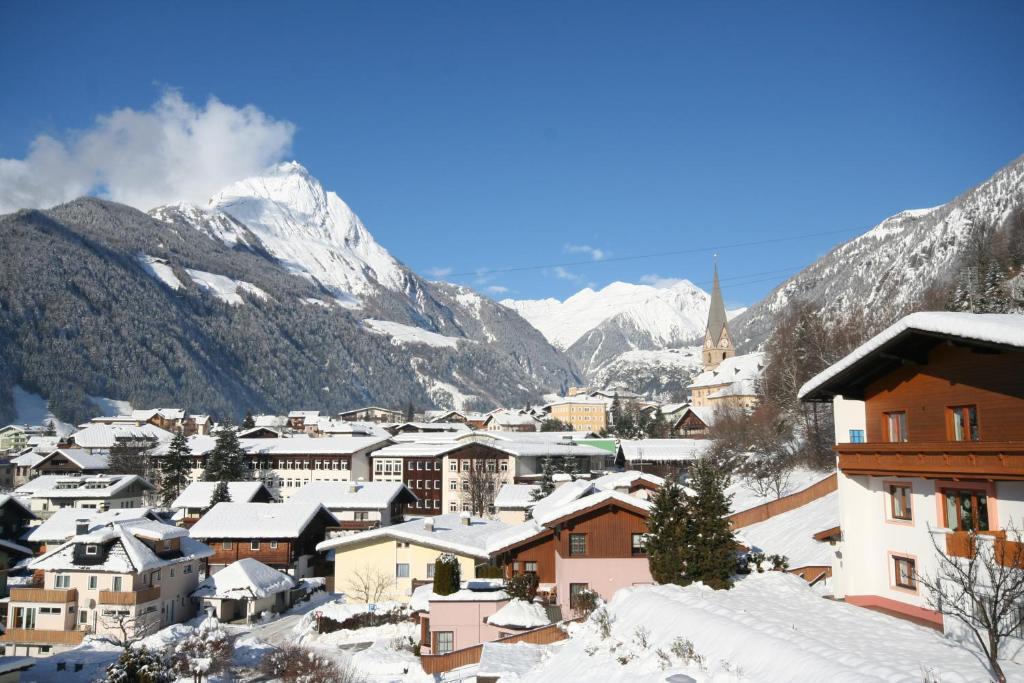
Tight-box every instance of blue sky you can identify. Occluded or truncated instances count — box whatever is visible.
[1,2,1022,306]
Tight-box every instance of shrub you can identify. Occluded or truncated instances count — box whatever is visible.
[505,572,539,601]
[432,553,461,596]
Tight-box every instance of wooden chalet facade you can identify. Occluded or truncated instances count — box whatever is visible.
[339,406,404,423]
[800,312,1024,631]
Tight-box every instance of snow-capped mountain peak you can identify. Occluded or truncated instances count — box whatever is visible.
[204,161,407,302]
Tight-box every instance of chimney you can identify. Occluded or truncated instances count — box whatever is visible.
[75,519,89,535]
[459,511,471,526]
[347,481,359,494]
[423,518,434,532]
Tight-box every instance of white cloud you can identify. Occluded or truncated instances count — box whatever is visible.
[486,285,509,294]
[551,266,583,282]
[426,266,453,278]
[640,273,687,288]
[0,89,295,213]
[564,243,607,261]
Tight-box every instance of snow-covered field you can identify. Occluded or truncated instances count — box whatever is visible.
[735,490,839,568]
[727,467,833,515]
[365,319,462,349]
[184,268,269,305]
[522,572,1024,682]
[11,385,74,435]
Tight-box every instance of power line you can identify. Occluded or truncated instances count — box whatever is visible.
[443,225,859,279]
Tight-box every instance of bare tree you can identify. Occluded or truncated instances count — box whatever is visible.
[916,525,1024,683]
[95,609,162,649]
[345,565,393,603]
[465,457,505,517]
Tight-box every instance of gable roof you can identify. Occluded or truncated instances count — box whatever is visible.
[15,474,154,499]
[191,557,294,599]
[494,484,540,510]
[0,494,35,520]
[171,481,274,509]
[72,422,174,449]
[289,481,416,510]
[34,448,110,471]
[688,352,764,390]
[618,439,712,462]
[31,518,212,573]
[188,501,336,539]
[26,507,163,543]
[799,312,1024,401]
[316,513,509,559]
[533,490,651,526]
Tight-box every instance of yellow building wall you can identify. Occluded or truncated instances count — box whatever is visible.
[332,538,480,603]
[549,403,607,433]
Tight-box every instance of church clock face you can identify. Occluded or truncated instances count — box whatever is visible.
[705,339,713,349]
[720,338,729,348]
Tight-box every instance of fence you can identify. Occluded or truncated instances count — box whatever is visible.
[727,473,837,529]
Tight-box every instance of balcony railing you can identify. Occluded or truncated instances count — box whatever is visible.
[9,587,78,603]
[836,441,1024,479]
[936,530,1023,568]
[98,586,162,605]
[0,628,86,645]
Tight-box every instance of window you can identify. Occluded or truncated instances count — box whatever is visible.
[949,406,980,442]
[54,575,70,588]
[569,533,587,556]
[943,489,990,532]
[396,563,410,578]
[251,541,261,551]
[500,461,508,472]
[354,512,368,522]
[849,429,865,444]
[449,480,457,491]
[88,576,98,590]
[112,576,123,591]
[433,499,440,509]
[84,544,99,556]
[183,564,193,574]
[893,555,916,590]
[426,563,435,578]
[889,484,912,521]
[884,412,908,443]
[569,583,591,609]
[223,541,234,550]
[449,461,457,471]
[434,631,454,654]
[449,502,457,512]
[524,561,538,573]
[269,541,279,549]
[79,609,89,624]
[631,533,647,555]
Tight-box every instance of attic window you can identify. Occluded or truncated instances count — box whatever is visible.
[85,544,99,556]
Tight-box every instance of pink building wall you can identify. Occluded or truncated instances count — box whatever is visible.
[554,554,653,614]
[425,598,509,652]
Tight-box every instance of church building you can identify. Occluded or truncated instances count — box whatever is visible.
[688,263,764,410]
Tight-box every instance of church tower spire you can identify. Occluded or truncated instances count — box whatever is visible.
[702,259,735,370]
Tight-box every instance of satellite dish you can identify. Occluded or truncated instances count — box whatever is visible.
[88,599,96,609]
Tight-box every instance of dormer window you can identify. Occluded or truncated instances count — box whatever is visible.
[85,544,99,556]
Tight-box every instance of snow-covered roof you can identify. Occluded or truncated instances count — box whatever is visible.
[191,558,295,600]
[15,474,153,499]
[0,538,33,556]
[592,470,664,491]
[799,312,1024,400]
[486,598,551,629]
[477,642,549,680]
[429,580,508,603]
[11,451,44,467]
[0,657,35,676]
[290,481,413,510]
[35,448,109,470]
[171,481,273,509]
[156,434,390,457]
[619,439,712,462]
[532,490,651,526]
[189,501,335,539]
[734,491,839,569]
[494,484,540,510]
[390,421,472,432]
[254,414,288,428]
[26,507,162,543]
[72,422,174,449]
[371,440,476,458]
[674,405,718,428]
[0,494,34,518]
[688,352,764,389]
[31,518,212,574]
[528,480,595,522]
[485,410,541,427]
[317,513,509,559]
[287,410,320,419]
[545,395,610,407]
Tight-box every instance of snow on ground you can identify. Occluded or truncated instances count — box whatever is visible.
[727,467,833,515]
[365,319,462,349]
[184,268,269,305]
[522,572,1023,683]
[86,395,133,417]
[11,385,74,435]
[137,254,184,290]
[734,491,839,568]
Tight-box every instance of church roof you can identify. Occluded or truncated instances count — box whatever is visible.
[706,263,729,344]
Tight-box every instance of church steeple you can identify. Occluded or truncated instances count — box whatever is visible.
[702,260,735,370]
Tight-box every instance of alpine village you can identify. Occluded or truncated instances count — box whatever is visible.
[1,4,1024,682]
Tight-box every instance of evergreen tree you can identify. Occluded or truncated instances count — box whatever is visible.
[645,480,689,585]
[209,480,232,507]
[530,456,556,502]
[981,262,1009,313]
[648,409,670,439]
[241,412,255,430]
[159,433,194,508]
[563,451,583,480]
[405,401,415,422]
[108,443,148,478]
[432,553,460,596]
[681,459,736,590]
[203,420,249,482]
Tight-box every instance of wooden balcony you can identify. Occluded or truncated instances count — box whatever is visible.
[9,587,77,603]
[942,531,1023,568]
[99,586,162,605]
[836,441,1024,480]
[0,628,86,645]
